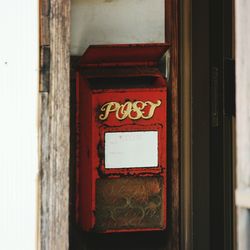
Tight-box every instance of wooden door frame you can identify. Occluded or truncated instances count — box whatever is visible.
[165,0,180,249]
[180,0,192,249]
[180,1,211,250]
[39,0,180,249]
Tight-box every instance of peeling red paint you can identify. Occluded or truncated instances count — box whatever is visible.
[76,43,168,233]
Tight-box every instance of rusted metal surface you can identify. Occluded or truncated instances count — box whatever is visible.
[96,177,164,231]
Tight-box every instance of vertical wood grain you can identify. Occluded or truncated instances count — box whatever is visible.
[39,0,70,249]
[165,0,180,249]
[180,0,192,249]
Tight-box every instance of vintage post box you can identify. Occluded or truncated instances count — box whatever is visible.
[76,43,169,233]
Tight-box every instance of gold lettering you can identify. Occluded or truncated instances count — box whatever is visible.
[129,101,146,120]
[142,100,162,119]
[116,102,132,120]
[99,102,120,120]
[99,100,162,121]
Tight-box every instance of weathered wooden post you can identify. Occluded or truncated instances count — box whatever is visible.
[39,0,70,249]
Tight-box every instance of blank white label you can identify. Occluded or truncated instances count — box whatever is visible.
[105,131,158,169]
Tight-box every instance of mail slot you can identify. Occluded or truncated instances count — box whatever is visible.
[76,43,169,233]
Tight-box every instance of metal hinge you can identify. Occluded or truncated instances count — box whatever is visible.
[39,45,50,92]
[224,58,235,116]
[39,0,50,93]
[211,66,219,127]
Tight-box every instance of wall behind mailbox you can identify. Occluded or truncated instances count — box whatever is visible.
[71,0,165,55]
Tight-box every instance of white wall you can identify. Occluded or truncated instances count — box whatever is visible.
[0,1,39,250]
[71,0,165,55]
[236,1,250,249]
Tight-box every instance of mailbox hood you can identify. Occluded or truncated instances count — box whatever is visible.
[79,43,170,68]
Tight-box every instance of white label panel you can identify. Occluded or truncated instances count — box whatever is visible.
[105,131,158,169]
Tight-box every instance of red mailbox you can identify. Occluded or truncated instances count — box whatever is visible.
[76,43,169,233]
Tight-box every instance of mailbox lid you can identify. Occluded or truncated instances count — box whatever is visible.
[79,43,170,67]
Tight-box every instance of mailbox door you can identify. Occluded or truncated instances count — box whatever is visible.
[91,84,167,232]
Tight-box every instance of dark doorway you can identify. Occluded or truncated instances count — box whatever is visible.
[191,0,235,249]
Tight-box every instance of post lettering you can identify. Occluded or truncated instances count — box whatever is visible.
[98,100,162,121]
